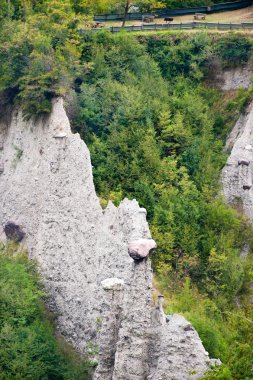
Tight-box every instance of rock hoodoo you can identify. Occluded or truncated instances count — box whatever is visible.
[149,314,211,380]
[0,98,212,379]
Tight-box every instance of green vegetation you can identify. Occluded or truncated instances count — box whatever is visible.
[1,2,253,379]
[72,0,246,14]
[0,243,92,380]
[162,0,245,9]
[73,32,253,380]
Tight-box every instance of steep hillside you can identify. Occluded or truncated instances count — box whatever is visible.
[0,98,214,380]
[1,2,253,379]
[73,32,253,379]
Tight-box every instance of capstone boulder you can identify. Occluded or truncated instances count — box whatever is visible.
[101,278,125,291]
[128,238,157,260]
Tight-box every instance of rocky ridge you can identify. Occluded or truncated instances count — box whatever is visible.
[221,63,253,221]
[222,102,253,219]
[0,98,212,379]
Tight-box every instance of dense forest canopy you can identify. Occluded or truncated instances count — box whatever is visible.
[72,0,249,13]
[160,0,248,10]
[73,0,249,13]
[0,0,244,19]
[1,1,253,379]
[73,34,253,379]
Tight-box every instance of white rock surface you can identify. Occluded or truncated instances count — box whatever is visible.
[0,98,212,379]
[101,278,125,291]
[222,101,253,220]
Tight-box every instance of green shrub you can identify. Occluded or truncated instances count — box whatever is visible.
[214,35,252,67]
[202,365,232,380]
[189,316,227,358]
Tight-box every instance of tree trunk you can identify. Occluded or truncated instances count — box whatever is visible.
[21,0,26,22]
[7,0,11,18]
[122,0,130,27]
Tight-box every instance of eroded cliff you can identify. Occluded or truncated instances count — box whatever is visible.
[0,98,212,379]
[221,60,253,221]
[222,102,253,219]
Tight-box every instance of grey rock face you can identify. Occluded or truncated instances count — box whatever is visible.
[222,102,253,220]
[215,63,252,91]
[0,98,211,379]
[148,315,210,380]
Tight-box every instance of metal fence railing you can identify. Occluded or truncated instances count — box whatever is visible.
[94,0,252,22]
[83,22,253,33]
